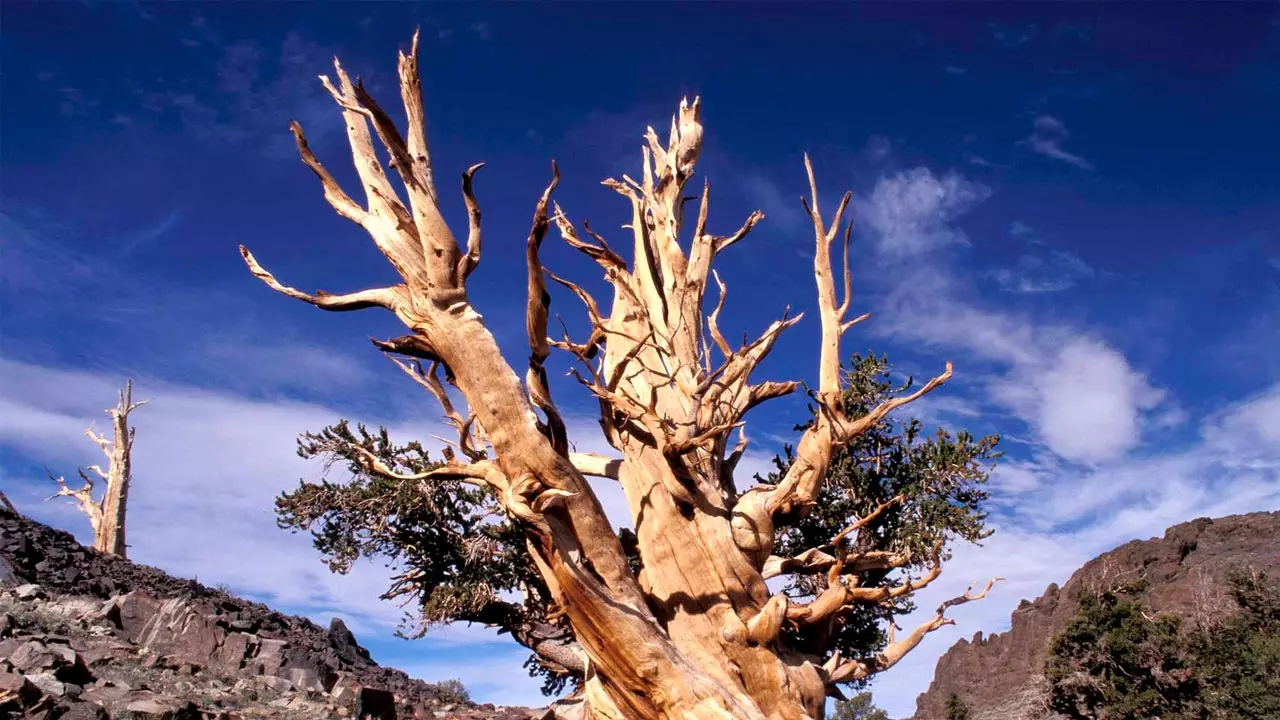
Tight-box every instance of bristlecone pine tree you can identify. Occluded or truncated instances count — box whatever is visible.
[47,379,146,558]
[245,33,1001,720]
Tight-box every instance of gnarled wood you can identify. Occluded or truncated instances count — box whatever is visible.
[244,32,993,719]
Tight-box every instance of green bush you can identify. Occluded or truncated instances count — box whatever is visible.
[1046,569,1280,719]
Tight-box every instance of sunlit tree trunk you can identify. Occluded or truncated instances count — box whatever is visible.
[242,34,994,719]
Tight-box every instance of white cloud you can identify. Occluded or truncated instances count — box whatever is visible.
[860,166,1168,464]
[869,382,1280,718]
[993,338,1165,463]
[1021,114,1094,170]
[850,160,1277,717]
[858,168,991,256]
[0,359,411,628]
[1203,382,1280,454]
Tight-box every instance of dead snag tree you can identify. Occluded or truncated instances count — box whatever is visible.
[244,33,999,720]
[48,379,146,558]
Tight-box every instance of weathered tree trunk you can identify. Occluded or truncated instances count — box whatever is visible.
[48,379,145,558]
[242,34,994,719]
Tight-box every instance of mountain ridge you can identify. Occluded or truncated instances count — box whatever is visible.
[911,511,1280,720]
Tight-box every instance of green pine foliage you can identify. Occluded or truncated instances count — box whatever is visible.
[944,692,971,720]
[763,353,1000,685]
[830,691,890,720]
[1046,569,1280,719]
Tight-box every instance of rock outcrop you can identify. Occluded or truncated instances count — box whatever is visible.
[912,511,1280,720]
[0,505,544,719]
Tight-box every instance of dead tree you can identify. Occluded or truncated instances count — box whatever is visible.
[49,380,146,558]
[243,34,997,719]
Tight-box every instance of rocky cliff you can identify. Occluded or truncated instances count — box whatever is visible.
[911,511,1280,720]
[0,505,543,719]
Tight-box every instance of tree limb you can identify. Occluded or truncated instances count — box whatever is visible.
[525,163,569,457]
[240,247,405,312]
[456,163,485,282]
[827,577,1001,684]
[569,453,622,480]
[830,494,904,546]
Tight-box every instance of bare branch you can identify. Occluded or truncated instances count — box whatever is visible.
[713,210,766,256]
[725,426,749,472]
[317,60,430,287]
[370,334,440,361]
[569,453,622,480]
[84,428,111,452]
[289,121,367,226]
[456,163,485,281]
[835,363,953,441]
[47,472,101,532]
[730,158,957,576]
[744,380,800,413]
[830,494,904,546]
[745,594,789,645]
[349,444,487,487]
[384,356,487,462]
[47,380,145,558]
[240,247,405,312]
[553,208,627,273]
[525,163,569,456]
[828,577,1001,685]
[684,175,765,292]
[761,548,837,580]
[706,270,733,361]
[761,548,921,581]
[396,29,436,202]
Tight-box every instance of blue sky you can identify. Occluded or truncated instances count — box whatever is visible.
[2,3,1278,716]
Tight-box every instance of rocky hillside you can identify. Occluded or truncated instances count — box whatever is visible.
[0,505,545,719]
[911,511,1280,720]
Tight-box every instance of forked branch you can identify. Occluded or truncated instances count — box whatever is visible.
[827,577,1001,684]
[730,158,953,569]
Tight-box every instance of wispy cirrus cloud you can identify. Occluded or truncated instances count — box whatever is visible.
[0,209,380,401]
[857,167,991,257]
[990,249,1093,293]
[858,167,1166,464]
[989,222,1095,293]
[1020,115,1094,170]
[163,32,344,158]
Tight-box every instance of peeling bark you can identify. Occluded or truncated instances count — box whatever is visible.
[243,33,994,719]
